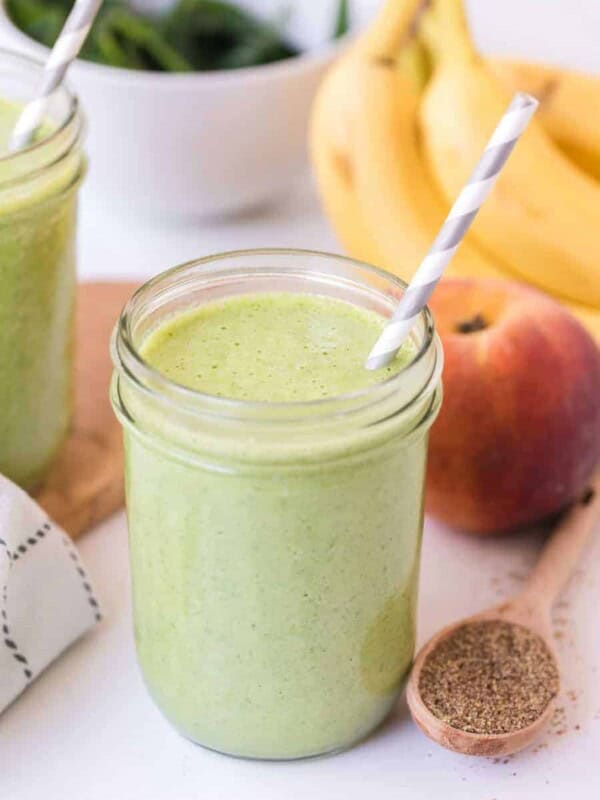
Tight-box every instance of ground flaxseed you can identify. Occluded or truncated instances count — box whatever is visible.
[418,620,559,735]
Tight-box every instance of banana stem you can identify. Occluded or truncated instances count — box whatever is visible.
[357,0,430,60]
[420,0,476,63]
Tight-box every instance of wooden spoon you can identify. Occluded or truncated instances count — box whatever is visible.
[407,473,600,757]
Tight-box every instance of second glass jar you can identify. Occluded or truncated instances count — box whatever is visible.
[0,50,85,489]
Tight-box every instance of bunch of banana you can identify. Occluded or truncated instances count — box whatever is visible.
[309,0,600,340]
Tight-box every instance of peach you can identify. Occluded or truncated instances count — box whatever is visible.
[426,278,600,534]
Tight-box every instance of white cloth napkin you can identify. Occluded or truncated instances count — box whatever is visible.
[0,474,100,713]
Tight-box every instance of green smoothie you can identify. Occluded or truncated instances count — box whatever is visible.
[0,92,83,488]
[115,275,441,760]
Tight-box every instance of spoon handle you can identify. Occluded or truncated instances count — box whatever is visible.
[520,471,600,613]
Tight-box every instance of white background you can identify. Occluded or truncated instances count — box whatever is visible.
[2,1,600,798]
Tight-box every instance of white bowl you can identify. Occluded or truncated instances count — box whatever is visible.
[0,1,378,220]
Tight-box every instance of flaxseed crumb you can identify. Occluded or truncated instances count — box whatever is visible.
[419,620,559,735]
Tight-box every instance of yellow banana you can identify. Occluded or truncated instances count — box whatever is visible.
[488,58,600,182]
[309,55,384,265]
[309,0,431,265]
[349,57,508,283]
[418,0,600,308]
[312,0,509,284]
[312,59,508,284]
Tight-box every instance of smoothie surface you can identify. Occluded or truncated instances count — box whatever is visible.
[140,293,415,402]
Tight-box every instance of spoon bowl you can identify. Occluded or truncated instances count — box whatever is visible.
[406,604,558,756]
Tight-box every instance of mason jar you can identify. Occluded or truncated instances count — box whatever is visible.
[0,50,85,489]
[111,250,443,760]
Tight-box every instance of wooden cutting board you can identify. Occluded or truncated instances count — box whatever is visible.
[34,282,138,539]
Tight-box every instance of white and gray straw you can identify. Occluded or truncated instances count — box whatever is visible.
[9,0,102,152]
[365,91,539,371]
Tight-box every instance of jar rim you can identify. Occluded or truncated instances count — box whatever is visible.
[0,48,80,170]
[113,248,442,426]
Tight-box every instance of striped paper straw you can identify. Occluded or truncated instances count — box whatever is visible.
[365,92,539,371]
[9,0,102,152]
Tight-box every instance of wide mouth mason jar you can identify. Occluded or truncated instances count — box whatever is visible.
[0,50,85,489]
[111,249,443,760]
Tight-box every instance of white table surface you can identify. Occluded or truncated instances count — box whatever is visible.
[2,178,599,800]
[2,2,600,796]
